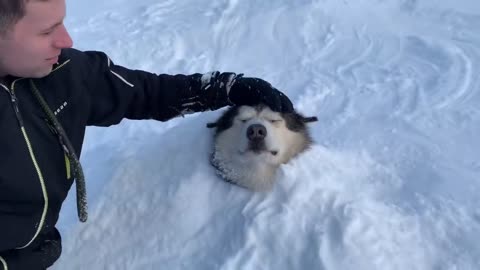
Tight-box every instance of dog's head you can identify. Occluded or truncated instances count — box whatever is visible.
[207,104,317,191]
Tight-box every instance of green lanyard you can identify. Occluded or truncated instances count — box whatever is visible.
[30,80,88,223]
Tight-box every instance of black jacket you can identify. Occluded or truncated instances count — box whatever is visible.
[0,48,234,269]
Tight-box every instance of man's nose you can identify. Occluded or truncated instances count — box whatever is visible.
[53,24,73,49]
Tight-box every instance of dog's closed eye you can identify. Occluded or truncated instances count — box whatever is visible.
[206,122,217,128]
[268,119,282,123]
[302,116,318,123]
[208,116,317,128]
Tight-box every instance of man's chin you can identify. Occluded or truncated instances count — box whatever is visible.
[30,66,53,78]
[13,67,53,79]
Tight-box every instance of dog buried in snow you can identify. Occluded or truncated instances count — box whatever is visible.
[207,104,317,191]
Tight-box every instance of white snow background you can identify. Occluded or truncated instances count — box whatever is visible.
[53,0,480,269]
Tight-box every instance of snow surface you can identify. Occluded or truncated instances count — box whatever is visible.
[53,0,480,269]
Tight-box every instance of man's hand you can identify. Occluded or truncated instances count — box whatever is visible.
[228,76,294,113]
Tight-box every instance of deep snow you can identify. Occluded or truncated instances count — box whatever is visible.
[52,0,480,269]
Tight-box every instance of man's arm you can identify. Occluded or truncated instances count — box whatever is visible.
[68,49,292,126]
[73,50,237,125]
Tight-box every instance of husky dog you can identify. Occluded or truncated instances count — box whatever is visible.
[207,104,317,191]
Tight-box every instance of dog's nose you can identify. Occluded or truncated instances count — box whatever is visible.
[247,124,267,140]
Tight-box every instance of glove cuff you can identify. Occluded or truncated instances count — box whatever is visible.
[201,71,243,110]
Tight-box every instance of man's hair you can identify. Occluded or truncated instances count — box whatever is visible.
[0,0,47,35]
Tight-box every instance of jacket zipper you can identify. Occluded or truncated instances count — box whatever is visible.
[1,81,49,250]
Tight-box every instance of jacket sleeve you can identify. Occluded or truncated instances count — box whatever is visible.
[76,50,237,126]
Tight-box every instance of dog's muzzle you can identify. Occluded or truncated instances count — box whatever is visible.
[245,124,277,155]
[246,123,266,152]
[246,124,267,141]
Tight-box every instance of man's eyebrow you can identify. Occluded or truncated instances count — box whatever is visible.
[42,20,64,32]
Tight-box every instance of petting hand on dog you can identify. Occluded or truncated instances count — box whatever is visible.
[228,76,294,113]
[200,71,294,113]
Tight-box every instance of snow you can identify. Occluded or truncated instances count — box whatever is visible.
[53,0,480,269]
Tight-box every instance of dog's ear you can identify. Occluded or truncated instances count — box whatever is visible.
[206,122,218,128]
[302,116,318,123]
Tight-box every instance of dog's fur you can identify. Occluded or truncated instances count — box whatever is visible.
[207,104,317,191]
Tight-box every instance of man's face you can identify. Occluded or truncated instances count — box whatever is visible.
[0,0,73,79]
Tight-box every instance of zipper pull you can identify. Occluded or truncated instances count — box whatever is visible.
[7,89,25,127]
[11,94,16,103]
[11,92,21,113]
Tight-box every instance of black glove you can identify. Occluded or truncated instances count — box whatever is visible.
[228,76,294,113]
[198,72,293,113]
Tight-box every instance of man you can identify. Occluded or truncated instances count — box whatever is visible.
[0,0,294,269]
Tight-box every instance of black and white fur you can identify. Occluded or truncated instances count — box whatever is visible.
[207,104,317,191]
